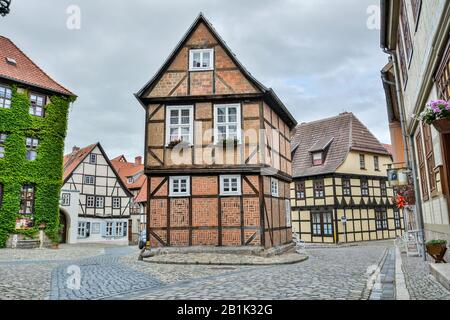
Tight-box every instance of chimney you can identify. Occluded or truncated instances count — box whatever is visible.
[72,146,80,153]
[135,156,142,165]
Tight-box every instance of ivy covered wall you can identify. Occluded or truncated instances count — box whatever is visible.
[0,87,74,247]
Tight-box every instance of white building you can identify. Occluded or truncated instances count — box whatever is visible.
[60,143,133,244]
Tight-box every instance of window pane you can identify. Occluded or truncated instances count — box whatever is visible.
[228,107,237,122]
[193,52,201,67]
[202,51,210,68]
[217,108,226,123]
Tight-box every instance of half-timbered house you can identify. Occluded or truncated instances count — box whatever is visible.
[60,143,133,244]
[135,14,297,249]
[290,112,404,243]
[111,155,147,244]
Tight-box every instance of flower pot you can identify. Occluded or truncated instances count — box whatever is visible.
[426,243,447,263]
[432,118,450,134]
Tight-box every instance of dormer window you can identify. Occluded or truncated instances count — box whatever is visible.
[312,152,323,166]
[189,49,214,71]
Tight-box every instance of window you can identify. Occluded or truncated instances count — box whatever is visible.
[26,137,39,160]
[361,179,369,196]
[214,104,241,144]
[436,39,450,100]
[271,178,279,197]
[400,0,413,65]
[312,212,333,236]
[342,179,351,196]
[397,27,409,88]
[423,124,437,193]
[89,153,97,164]
[374,156,380,171]
[127,177,134,184]
[394,209,401,229]
[380,181,387,197]
[19,185,35,215]
[375,209,388,230]
[115,222,124,236]
[220,175,241,196]
[95,196,104,208]
[86,196,95,208]
[77,222,90,238]
[112,197,121,209]
[84,175,95,185]
[313,180,324,199]
[29,93,45,117]
[0,85,12,109]
[189,48,214,71]
[169,176,190,197]
[312,152,323,166]
[295,181,306,200]
[0,133,7,158]
[166,106,193,145]
[359,154,366,170]
[61,193,70,206]
[105,222,113,236]
[285,199,291,227]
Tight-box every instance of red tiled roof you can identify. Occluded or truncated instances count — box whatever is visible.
[291,112,390,178]
[111,156,147,203]
[0,35,75,96]
[134,179,148,203]
[383,144,393,155]
[63,144,97,181]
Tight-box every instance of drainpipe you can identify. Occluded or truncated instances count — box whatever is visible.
[382,47,427,261]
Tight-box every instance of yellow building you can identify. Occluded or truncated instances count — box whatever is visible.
[290,112,404,243]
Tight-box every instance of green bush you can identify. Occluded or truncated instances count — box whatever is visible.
[0,87,73,247]
[426,239,448,246]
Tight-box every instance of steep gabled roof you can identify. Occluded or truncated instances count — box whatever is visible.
[0,35,75,97]
[63,142,133,197]
[135,13,297,128]
[291,112,390,178]
[111,156,145,190]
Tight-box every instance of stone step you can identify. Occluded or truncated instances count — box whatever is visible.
[15,240,40,249]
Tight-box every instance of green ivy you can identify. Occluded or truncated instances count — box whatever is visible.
[0,87,74,247]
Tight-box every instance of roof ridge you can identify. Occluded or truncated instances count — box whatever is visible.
[295,112,353,130]
[0,35,75,96]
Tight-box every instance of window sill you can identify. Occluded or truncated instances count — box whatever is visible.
[169,194,191,198]
[189,68,214,72]
[220,193,242,197]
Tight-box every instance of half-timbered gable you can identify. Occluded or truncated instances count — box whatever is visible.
[136,14,297,249]
[290,112,403,244]
[60,143,133,244]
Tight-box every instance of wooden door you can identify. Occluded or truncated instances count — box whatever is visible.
[128,219,132,242]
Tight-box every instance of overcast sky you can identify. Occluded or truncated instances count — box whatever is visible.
[2,0,389,160]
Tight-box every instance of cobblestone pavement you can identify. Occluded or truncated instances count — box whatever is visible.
[120,243,389,300]
[1,242,391,300]
[401,254,450,300]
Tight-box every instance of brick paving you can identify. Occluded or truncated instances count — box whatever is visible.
[0,241,402,300]
[401,253,450,300]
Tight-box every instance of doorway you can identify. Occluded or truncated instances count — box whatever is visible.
[59,210,67,243]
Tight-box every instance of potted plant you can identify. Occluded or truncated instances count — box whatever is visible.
[218,137,239,148]
[426,239,447,263]
[420,100,450,133]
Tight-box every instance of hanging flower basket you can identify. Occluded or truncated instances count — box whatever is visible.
[419,100,450,133]
[432,118,450,134]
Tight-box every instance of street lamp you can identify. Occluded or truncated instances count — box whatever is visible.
[0,0,11,17]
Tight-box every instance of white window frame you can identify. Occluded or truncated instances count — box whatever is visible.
[84,175,95,185]
[271,178,279,197]
[165,105,194,146]
[0,85,12,109]
[0,133,7,158]
[214,104,241,144]
[105,222,113,237]
[89,153,97,164]
[95,196,104,208]
[112,197,121,209]
[115,222,124,236]
[169,176,190,197]
[61,193,70,206]
[220,175,241,196]
[86,196,95,208]
[29,93,45,117]
[77,222,90,238]
[189,48,214,71]
[285,199,291,227]
[25,137,39,161]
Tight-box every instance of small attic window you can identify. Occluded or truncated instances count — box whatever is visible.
[189,49,214,71]
[6,57,16,66]
[312,152,323,166]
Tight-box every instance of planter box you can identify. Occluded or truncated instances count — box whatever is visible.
[432,119,450,134]
[426,244,447,263]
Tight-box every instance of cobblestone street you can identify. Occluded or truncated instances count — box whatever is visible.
[0,241,396,300]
